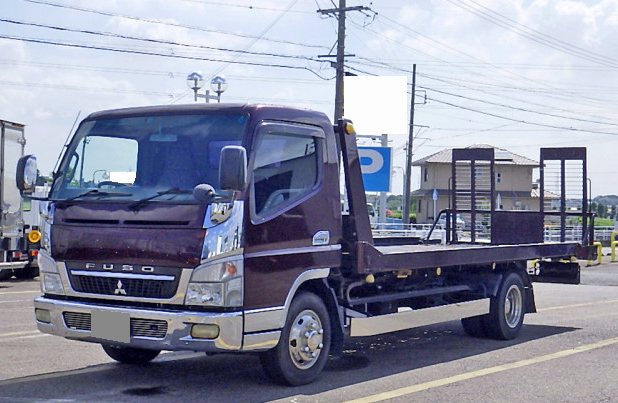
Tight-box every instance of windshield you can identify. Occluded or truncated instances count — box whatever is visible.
[50,113,247,202]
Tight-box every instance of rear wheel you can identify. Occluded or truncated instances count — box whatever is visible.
[101,345,160,364]
[461,315,487,338]
[483,272,525,340]
[260,291,331,386]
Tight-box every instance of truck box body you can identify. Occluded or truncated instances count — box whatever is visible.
[27,104,594,385]
[0,120,40,279]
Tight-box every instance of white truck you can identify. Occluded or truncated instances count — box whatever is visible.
[0,120,41,280]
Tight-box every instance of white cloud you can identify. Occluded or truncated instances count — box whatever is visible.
[2,0,618,195]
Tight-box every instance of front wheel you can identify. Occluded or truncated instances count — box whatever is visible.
[102,345,160,364]
[483,272,526,340]
[259,291,331,386]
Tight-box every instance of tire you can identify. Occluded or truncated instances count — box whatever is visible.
[14,265,39,280]
[259,291,331,386]
[483,272,525,340]
[461,315,487,338]
[101,345,161,364]
[0,269,13,281]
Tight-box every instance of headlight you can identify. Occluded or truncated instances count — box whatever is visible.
[38,250,65,295]
[42,273,65,295]
[185,257,243,307]
[38,250,58,273]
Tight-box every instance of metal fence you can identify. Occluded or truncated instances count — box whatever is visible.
[372,221,617,244]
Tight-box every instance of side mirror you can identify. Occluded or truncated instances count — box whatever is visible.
[193,183,216,203]
[16,155,37,195]
[219,146,247,191]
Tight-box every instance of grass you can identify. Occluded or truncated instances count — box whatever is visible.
[594,218,615,226]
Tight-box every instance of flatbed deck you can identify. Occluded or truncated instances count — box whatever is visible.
[356,240,581,273]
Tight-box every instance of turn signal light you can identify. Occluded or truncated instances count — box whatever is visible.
[345,122,355,134]
[28,230,42,244]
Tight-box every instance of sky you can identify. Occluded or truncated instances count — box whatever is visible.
[2,0,618,197]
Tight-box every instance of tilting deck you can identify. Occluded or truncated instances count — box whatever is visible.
[336,120,595,279]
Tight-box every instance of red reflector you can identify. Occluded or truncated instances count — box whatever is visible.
[30,251,39,257]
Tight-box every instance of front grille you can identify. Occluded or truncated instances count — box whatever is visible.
[131,318,168,338]
[69,275,178,299]
[63,311,91,331]
[62,311,168,339]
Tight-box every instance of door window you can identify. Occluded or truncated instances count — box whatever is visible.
[251,122,323,220]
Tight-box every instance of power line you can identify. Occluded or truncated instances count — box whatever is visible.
[428,95,618,136]
[23,0,328,50]
[416,77,618,127]
[0,18,317,62]
[211,0,302,76]
[346,51,618,125]
[344,53,618,136]
[0,34,331,79]
[179,0,314,13]
[0,58,333,85]
[447,0,618,68]
[0,78,333,105]
[0,79,178,97]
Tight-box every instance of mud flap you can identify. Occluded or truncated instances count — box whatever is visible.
[528,261,580,285]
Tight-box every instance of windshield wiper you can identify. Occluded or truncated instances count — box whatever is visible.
[128,187,192,211]
[56,189,133,208]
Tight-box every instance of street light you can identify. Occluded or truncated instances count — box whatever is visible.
[186,72,228,103]
[210,75,228,103]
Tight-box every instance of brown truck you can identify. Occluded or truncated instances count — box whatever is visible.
[17,104,595,385]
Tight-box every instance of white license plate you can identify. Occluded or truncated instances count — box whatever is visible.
[91,309,130,343]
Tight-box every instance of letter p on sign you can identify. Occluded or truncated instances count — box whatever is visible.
[359,146,392,192]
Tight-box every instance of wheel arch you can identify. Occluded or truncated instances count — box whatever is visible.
[493,260,536,314]
[295,278,344,355]
[277,268,343,355]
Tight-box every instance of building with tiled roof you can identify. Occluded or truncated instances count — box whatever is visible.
[411,145,544,223]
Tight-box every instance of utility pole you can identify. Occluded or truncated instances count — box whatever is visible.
[318,0,371,122]
[403,64,417,225]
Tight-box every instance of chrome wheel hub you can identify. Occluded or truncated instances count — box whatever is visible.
[504,284,523,328]
[288,309,324,369]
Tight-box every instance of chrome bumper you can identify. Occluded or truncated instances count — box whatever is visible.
[34,296,247,352]
[0,261,28,269]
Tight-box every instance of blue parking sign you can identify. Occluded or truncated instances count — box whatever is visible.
[359,146,392,192]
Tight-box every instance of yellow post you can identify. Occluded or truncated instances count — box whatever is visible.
[610,231,618,262]
[587,241,603,266]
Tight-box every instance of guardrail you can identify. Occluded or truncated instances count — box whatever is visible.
[372,222,447,242]
[372,222,618,245]
[544,225,616,243]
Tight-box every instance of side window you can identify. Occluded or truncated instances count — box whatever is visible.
[251,123,322,219]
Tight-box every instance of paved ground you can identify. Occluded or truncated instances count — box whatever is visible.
[1,259,618,402]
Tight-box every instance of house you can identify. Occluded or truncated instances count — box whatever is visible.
[411,144,542,224]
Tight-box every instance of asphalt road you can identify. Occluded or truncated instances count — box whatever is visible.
[2,261,618,402]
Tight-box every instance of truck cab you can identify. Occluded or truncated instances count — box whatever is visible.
[22,104,341,384]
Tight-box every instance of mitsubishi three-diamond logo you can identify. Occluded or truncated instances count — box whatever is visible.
[114,280,127,295]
